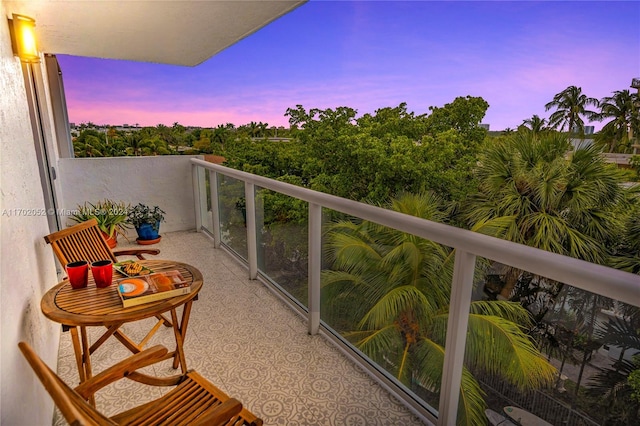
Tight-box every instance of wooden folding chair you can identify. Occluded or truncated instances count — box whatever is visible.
[19,341,263,426]
[44,218,160,266]
[44,218,173,356]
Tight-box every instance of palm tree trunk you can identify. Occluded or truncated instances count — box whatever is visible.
[499,268,519,299]
[574,294,599,396]
[549,288,570,362]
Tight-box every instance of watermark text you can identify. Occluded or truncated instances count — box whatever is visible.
[2,208,80,217]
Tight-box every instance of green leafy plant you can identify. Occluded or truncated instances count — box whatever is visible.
[69,199,131,238]
[630,155,640,181]
[630,360,640,403]
[322,192,556,424]
[127,203,166,231]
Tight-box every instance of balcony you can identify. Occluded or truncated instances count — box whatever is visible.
[2,1,638,422]
[53,230,423,425]
[45,156,638,426]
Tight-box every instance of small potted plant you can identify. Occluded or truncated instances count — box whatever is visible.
[127,203,166,244]
[69,200,130,248]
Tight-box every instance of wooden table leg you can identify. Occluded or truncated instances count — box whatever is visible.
[170,308,187,372]
[79,326,95,406]
[112,329,142,354]
[68,326,85,384]
[173,300,195,370]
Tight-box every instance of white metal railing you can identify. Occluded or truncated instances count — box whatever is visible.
[191,158,640,425]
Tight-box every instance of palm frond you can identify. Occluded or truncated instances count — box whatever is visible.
[469,300,533,324]
[329,232,384,273]
[350,325,404,370]
[470,216,515,238]
[465,314,556,389]
[412,337,446,391]
[412,339,488,426]
[359,285,435,330]
[381,241,424,284]
[594,316,640,349]
[456,369,488,426]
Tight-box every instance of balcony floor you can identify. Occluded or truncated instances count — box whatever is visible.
[53,230,425,425]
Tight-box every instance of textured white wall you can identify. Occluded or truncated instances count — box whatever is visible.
[0,4,60,425]
[57,156,203,239]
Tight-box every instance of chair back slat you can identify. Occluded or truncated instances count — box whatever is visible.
[18,342,116,426]
[45,219,117,266]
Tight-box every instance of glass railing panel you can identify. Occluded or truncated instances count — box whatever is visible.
[199,167,212,232]
[192,160,638,426]
[255,186,309,307]
[468,258,636,426]
[320,209,447,417]
[217,174,247,260]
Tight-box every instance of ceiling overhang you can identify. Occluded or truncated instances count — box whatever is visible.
[4,0,306,66]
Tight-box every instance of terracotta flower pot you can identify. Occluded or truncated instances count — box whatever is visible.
[100,231,117,249]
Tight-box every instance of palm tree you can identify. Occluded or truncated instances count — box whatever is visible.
[322,192,556,425]
[74,134,105,157]
[593,90,640,152]
[172,122,187,154]
[247,121,259,138]
[140,137,170,156]
[257,121,269,138]
[586,307,640,425]
[212,124,231,150]
[102,136,127,157]
[545,86,599,134]
[609,201,640,274]
[125,132,144,156]
[521,115,548,135]
[465,131,630,299]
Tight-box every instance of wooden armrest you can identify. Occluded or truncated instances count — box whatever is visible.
[192,398,243,426]
[112,248,160,260]
[74,345,169,398]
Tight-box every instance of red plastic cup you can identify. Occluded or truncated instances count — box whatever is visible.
[66,261,89,289]
[91,260,113,288]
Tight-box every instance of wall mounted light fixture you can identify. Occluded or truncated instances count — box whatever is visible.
[9,14,40,63]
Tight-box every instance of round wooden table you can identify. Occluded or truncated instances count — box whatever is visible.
[41,259,202,402]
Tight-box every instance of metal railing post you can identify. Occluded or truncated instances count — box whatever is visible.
[438,249,476,426]
[245,182,258,279]
[209,170,221,248]
[192,164,202,232]
[308,203,322,335]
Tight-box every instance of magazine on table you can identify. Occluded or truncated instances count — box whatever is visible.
[117,270,190,307]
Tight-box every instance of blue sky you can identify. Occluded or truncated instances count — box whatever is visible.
[58,1,640,131]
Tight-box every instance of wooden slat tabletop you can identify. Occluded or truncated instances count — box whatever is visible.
[41,260,203,327]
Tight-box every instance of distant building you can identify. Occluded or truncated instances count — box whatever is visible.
[570,125,594,134]
[480,123,490,130]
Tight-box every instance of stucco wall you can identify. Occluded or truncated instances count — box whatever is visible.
[0,4,60,425]
[57,156,203,239]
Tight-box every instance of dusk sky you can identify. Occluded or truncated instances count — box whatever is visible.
[58,1,639,131]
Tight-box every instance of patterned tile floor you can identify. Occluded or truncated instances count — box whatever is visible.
[53,230,426,425]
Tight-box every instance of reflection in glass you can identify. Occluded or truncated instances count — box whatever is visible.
[217,175,247,259]
[472,259,639,426]
[255,187,309,307]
